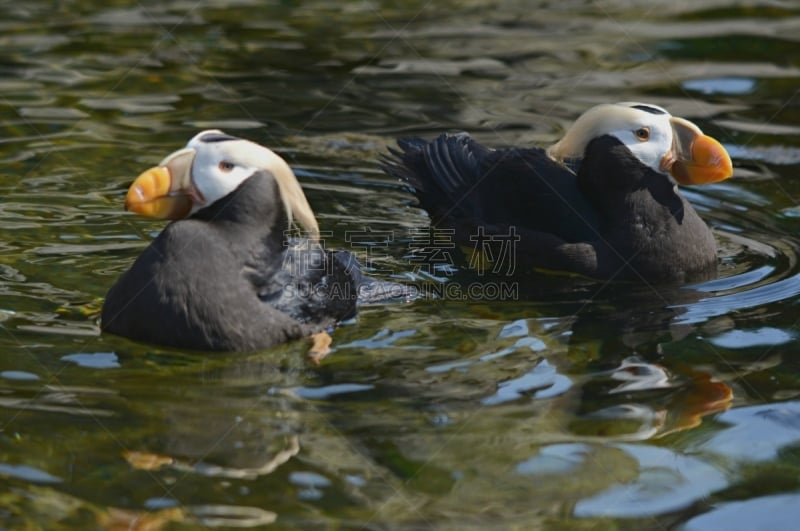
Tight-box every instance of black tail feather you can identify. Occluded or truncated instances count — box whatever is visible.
[380,136,431,192]
[381,133,495,221]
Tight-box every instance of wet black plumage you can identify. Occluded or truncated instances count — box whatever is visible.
[382,132,718,283]
[102,172,360,351]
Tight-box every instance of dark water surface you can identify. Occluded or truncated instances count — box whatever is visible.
[2,1,800,529]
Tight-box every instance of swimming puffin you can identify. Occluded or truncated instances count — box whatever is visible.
[381,102,733,283]
[102,130,376,352]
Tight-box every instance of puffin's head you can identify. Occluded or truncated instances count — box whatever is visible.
[124,130,319,238]
[546,102,733,185]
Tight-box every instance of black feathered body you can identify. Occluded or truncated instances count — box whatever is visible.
[101,172,358,351]
[576,136,717,281]
[382,133,717,283]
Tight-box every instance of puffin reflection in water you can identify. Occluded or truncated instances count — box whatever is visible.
[102,130,404,353]
[382,102,733,283]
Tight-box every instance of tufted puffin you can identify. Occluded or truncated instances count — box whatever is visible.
[381,102,733,283]
[102,130,391,352]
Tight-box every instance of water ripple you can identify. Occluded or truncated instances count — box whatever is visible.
[574,443,729,518]
[0,1,799,529]
[0,463,62,484]
[675,272,800,325]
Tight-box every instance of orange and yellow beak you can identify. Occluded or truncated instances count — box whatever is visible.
[662,117,733,185]
[124,148,200,220]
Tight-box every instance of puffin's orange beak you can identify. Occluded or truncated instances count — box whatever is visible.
[662,117,733,185]
[124,148,198,219]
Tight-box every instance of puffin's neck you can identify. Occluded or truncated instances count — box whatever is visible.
[192,171,290,248]
[577,136,686,226]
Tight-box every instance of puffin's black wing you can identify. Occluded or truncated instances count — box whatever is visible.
[250,240,356,327]
[329,250,415,304]
[381,133,601,243]
[260,242,414,326]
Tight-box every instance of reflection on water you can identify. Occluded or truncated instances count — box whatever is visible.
[574,443,729,518]
[682,492,800,531]
[1,0,800,528]
[695,400,800,462]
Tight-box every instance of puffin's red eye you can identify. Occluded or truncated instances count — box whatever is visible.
[634,127,650,141]
[219,161,235,172]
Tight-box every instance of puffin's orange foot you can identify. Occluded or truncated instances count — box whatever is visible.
[308,331,333,365]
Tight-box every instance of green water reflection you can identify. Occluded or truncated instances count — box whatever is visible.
[2,1,800,529]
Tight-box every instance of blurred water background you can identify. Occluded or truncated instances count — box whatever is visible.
[2,1,800,528]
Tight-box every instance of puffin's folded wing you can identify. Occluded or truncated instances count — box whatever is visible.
[383,133,600,243]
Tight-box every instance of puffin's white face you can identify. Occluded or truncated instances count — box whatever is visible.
[601,103,674,173]
[181,130,268,213]
[547,102,732,185]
